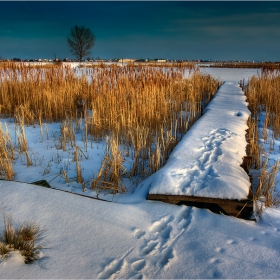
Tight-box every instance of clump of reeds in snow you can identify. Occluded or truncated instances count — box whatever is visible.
[74,146,84,184]
[245,71,280,139]
[247,117,262,169]
[0,123,15,180]
[254,159,279,208]
[60,119,76,151]
[245,71,280,209]
[91,135,127,194]
[0,212,46,264]
[14,108,32,166]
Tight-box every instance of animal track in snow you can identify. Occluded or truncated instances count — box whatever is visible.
[132,228,146,239]
[209,258,220,264]
[131,259,146,271]
[149,215,174,233]
[97,247,135,279]
[215,247,226,254]
[172,129,235,193]
[226,239,237,245]
[97,206,193,279]
[141,240,158,255]
[97,129,234,278]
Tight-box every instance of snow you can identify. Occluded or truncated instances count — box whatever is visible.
[201,67,260,84]
[1,180,280,278]
[148,81,251,199]
[1,67,280,278]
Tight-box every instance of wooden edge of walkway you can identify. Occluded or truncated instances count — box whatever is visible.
[147,153,255,220]
[147,193,254,220]
[0,178,109,202]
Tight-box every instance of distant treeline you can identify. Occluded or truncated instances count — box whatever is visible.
[203,62,280,71]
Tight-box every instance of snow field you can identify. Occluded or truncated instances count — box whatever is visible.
[1,67,280,279]
[1,180,280,278]
[201,66,260,85]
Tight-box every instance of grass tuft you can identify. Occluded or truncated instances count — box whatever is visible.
[0,212,46,264]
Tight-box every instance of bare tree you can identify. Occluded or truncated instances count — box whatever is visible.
[67,25,95,62]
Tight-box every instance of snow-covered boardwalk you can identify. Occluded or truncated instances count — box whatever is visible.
[148,81,251,201]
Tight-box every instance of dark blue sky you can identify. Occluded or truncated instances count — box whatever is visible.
[0,1,280,61]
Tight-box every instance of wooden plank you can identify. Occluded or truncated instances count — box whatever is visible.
[147,193,253,219]
[31,179,52,188]
[148,119,255,220]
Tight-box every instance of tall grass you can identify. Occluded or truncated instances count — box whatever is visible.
[255,160,279,207]
[245,71,280,139]
[0,62,221,193]
[245,71,280,207]
[91,135,127,194]
[0,123,14,180]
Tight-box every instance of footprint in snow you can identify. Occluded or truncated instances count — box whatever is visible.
[226,239,237,245]
[131,259,146,271]
[212,270,222,278]
[132,228,146,239]
[150,215,174,233]
[141,240,158,255]
[215,247,225,254]
[209,258,220,264]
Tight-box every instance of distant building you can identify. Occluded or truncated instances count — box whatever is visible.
[135,59,148,62]
[155,59,167,63]
[117,58,135,63]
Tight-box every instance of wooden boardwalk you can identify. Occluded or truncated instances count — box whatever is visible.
[148,156,253,219]
[147,82,254,220]
[148,156,254,220]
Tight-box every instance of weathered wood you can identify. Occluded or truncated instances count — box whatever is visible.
[147,193,253,219]
[31,179,52,188]
[240,156,252,174]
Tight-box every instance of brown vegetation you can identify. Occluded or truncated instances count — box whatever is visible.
[0,62,221,192]
[245,71,280,208]
[0,213,46,264]
[207,62,280,70]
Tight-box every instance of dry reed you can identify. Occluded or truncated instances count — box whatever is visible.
[245,71,280,208]
[255,160,279,207]
[0,212,46,264]
[0,62,221,193]
[0,123,15,180]
[91,135,126,194]
[245,71,280,139]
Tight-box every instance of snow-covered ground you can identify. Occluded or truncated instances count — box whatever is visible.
[201,67,259,84]
[1,67,280,278]
[1,180,280,278]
